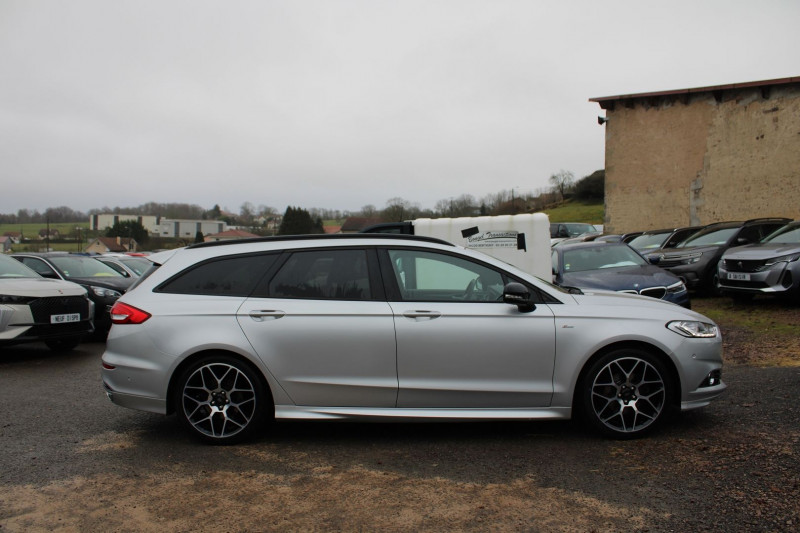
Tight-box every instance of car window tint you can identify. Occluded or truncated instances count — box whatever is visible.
[158,254,277,296]
[268,249,371,300]
[19,257,57,277]
[387,249,504,302]
[765,224,800,244]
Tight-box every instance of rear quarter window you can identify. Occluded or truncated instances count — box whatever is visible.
[156,254,278,296]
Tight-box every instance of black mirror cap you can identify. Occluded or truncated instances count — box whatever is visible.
[648,255,661,265]
[503,282,536,312]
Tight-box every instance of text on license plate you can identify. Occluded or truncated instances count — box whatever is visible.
[51,313,81,324]
[727,273,750,281]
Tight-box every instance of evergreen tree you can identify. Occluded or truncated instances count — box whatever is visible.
[278,206,324,235]
[106,220,148,244]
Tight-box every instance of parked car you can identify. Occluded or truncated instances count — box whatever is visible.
[550,222,598,245]
[101,234,724,444]
[627,226,704,252]
[718,220,800,301]
[551,242,690,307]
[646,218,791,294]
[96,254,153,278]
[554,232,643,247]
[0,254,94,351]
[12,253,135,336]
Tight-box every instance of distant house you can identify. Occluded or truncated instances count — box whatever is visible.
[3,232,21,244]
[84,237,138,254]
[323,225,342,234]
[38,229,59,240]
[204,229,260,242]
[340,217,384,233]
[0,236,11,253]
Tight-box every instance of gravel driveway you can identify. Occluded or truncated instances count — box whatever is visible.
[1,341,798,532]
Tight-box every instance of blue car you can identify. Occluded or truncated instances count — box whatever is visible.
[552,242,690,308]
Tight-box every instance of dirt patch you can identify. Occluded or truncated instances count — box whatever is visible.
[3,468,667,532]
[692,297,800,367]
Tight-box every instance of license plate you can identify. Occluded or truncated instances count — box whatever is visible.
[727,272,750,281]
[51,313,81,324]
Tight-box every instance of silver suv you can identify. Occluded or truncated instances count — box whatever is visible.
[101,235,725,443]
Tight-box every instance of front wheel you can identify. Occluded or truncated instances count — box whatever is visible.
[581,349,673,438]
[175,355,270,444]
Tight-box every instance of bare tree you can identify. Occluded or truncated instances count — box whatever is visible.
[549,170,575,200]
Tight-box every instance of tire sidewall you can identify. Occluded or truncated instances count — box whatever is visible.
[175,353,270,445]
[581,348,674,439]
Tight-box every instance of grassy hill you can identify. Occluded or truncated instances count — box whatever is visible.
[543,201,603,225]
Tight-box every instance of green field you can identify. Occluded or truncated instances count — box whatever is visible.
[0,222,95,253]
[543,201,604,224]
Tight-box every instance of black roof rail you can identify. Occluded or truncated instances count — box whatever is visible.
[186,233,455,249]
[742,217,792,225]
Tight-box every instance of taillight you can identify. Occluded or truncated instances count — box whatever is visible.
[110,302,151,325]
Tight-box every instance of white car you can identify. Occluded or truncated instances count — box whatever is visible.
[0,254,94,351]
[101,234,726,443]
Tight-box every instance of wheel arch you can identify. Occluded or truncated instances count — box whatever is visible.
[166,349,274,417]
[571,340,682,419]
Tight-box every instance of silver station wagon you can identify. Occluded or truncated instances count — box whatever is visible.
[101,234,725,443]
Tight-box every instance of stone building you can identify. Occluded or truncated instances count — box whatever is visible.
[590,76,800,233]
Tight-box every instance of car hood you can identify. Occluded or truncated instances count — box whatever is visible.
[656,244,720,258]
[0,277,88,297]
[566,289,709,320]
[560,265,680,292]
[68,276,134,291]
[723,243,800,260]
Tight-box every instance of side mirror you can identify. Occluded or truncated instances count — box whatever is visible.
[503,282,536,313]
[648,255,661,265]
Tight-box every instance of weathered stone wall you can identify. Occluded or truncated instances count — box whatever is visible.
[603,84,800,233]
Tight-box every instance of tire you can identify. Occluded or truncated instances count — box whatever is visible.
[175,354,270,444]
[45,337,81,352]
[581,349,673,438]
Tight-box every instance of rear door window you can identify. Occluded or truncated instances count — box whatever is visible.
[267,249,373,300]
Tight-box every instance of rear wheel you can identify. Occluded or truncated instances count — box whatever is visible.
[581,349,673,438]
[175,354,270,444]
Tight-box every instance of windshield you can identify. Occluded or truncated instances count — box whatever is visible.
[764,224,800,244]
[118,257,153,276]
[560,245,647,273]
[627,233,669,251]
[0,254,39,278]
[49,256,125,279]
[679,227,738,247]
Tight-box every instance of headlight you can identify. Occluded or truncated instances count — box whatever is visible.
[0,294,33,304]
[680,252,703,264]
[765,252,800,266]
[90,286,122,299]
[666,281,687,294]
[667,320,719,338]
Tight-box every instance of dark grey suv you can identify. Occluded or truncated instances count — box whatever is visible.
[718,221,800,300]
[647,218,790,294]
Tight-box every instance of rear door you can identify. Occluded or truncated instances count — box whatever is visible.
[237,247,398,407]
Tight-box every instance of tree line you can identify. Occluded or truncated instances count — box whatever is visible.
[2,170,603,228]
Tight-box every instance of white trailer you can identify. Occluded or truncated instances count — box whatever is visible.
[363,213,551,280]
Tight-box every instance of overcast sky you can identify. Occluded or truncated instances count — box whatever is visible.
[2,1,798,216]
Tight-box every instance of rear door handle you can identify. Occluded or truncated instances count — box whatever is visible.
[248,310,286,321]
[402,310,441,321]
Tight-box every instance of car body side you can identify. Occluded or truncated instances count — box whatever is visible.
[101,238,724,423]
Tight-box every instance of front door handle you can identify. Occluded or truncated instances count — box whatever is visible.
[249,310,286,321]
[402,310,441,321]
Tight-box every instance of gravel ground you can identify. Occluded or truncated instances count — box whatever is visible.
[1,309,799,532]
